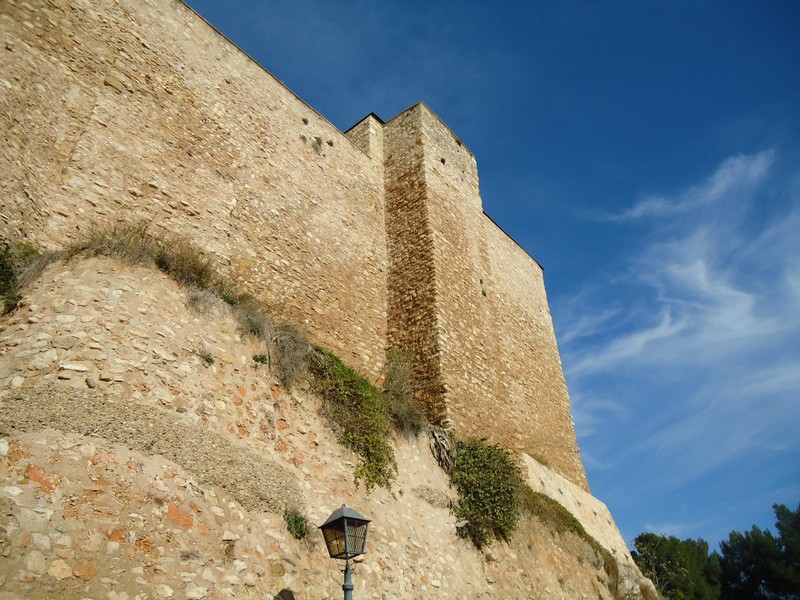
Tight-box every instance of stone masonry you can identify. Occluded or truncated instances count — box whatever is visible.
[0,257,655,598]
[1,0,586,489]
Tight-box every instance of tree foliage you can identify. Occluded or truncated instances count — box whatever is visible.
[719,503,800,600]
[632,532,720,600]
[633,503,800,600]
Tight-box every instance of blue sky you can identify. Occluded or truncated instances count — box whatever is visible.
[184,0,800,550]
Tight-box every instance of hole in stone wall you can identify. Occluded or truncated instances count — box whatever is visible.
[440,157,446,165]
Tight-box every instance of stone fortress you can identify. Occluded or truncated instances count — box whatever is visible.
[1,0,654,597]
[1,0,586,491]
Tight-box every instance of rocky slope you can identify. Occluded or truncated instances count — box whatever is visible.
[0,256,653,599]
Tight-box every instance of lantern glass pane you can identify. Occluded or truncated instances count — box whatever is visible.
[345,519,369,556]
[322,523,347,559]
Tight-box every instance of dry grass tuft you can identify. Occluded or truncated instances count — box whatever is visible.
[186,288,227,317]
[382,348,427,436]
[155,238,218,290]
[272,323,309,388]
[232,295,273,340]
[9,222,311,390]
[65,221,158,265]
[1,239,59,314]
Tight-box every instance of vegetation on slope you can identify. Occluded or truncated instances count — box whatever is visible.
[380,347,427,437]
[305,345,427,490]
[2,223,316,392]
[445,438,635,600]
[307,346,397,491]
[519,486,604,553]
[3,222,432,492]
[283,508,310,540]
[450,438,524,548]
[0,239,56,314]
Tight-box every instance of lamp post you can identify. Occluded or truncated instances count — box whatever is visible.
[319,504,371,600]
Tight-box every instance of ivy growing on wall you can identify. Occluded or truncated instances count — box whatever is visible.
[450,438,524,548]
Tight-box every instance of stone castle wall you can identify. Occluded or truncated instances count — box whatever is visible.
[484,221,587,488]
[1,0,587,489]
[0,0,388,378]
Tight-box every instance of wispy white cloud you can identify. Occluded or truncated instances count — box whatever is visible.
[567,150,798,374]
[578,447,616,472]
[558,306,621,344]
[603,150,775,221]
[559,148,800,498]
[571,391,626,439]
[567,309,686,376]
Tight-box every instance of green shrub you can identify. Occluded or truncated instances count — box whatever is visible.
[252,354,268,365]
[451,439,524,548]
[308,347,396,491]
[283,508,309,540]
[382,348,426,436]
[220,291,238,306]
[192,349,215,366]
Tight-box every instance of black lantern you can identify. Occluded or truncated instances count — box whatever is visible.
[319,504,371,599]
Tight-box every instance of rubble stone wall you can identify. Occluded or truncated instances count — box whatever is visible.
[0,257,653,598]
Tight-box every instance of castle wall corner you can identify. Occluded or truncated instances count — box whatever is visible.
[383,103,589,489]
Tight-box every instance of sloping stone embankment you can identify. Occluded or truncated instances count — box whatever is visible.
[0,256,649,598]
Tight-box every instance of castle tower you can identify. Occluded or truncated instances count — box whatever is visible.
[351,103,590,490]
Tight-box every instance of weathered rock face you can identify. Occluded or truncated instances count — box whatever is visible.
[0,0,586,491]
[0,258,654,598]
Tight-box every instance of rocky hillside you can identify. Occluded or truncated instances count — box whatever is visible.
[0,255,655,599]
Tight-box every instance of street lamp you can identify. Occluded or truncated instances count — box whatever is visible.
[319,504,371,600]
